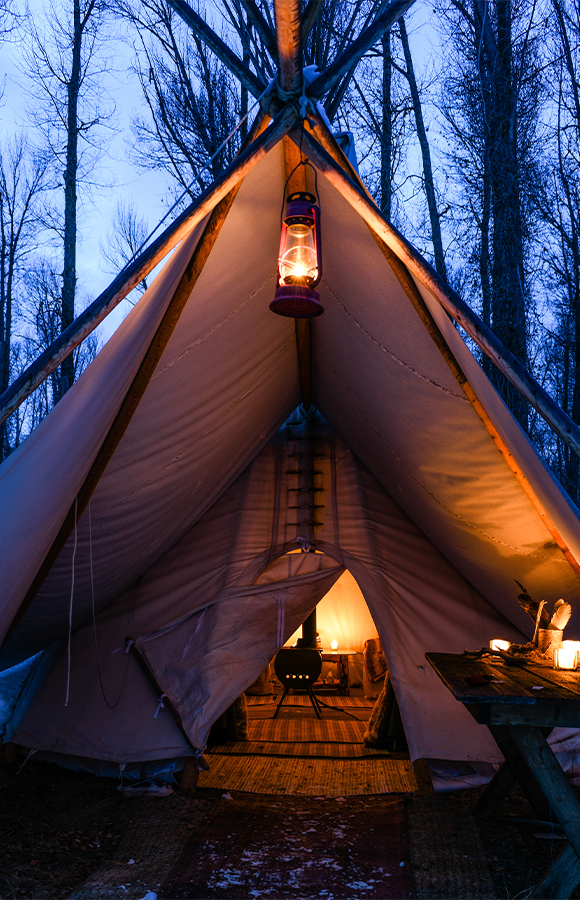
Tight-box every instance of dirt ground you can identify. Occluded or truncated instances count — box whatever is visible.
[0,754,578,900]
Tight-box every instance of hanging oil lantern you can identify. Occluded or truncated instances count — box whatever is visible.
[270,191,323,317]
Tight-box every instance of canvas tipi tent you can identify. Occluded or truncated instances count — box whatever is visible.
[2,0,580,780]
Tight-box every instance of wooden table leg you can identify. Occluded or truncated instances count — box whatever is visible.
[532,844,580,899]
[487,725,553,823]
[507,725,580,899]
[472,759,517,819]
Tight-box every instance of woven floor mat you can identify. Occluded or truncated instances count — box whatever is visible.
[249,706,370,724]
[407,796,494,899]
[198,754,417,795]
[161,793,414,899]
[209,740,398,759]
[248,717,366,742]
[247,694,374,709]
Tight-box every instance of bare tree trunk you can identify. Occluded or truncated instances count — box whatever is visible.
[398,17,446,280]
[239,7,250,143]
[0,141,46,457]
[552,0,580,496]
[0,190,8,458]
[380,29,392,218]
[489,0,528,428]
[59,0,96,399]
[473,0,493,380]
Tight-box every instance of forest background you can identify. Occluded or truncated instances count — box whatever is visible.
[2,0,580,502]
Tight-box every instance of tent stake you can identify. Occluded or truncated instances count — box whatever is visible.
[0,106,295,429]
[1,111,293,648]
[292,125,580,461]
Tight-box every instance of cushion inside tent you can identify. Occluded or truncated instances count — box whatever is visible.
[2,137,580,771]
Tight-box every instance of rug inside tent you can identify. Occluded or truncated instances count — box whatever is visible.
[160,793,414,900]
[198,692,417,794]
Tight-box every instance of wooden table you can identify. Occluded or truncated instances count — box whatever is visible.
[320,650,358,695]
[426,651,580,899]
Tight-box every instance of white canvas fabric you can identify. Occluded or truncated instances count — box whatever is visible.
[0,222,207,656]
[3,135,580,768]
[16,423,522,763]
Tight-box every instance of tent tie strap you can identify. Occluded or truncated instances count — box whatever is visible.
[154,693,167,719]
[108,638,135,655]
[195,748,210,772]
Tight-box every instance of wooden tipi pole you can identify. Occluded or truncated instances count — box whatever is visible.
[239,0,278,62]
[308,0,416,100]
[0,107,295,429]
[165,0,267,97]
[274,0,303,96]
[302,0,323,41]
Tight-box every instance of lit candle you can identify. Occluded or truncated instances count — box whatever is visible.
[554,647,578,670]
[330,640,338,651]
[489,639,511,652]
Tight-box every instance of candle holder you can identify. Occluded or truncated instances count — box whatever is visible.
[553,646,578,670]
[489,639,511,652]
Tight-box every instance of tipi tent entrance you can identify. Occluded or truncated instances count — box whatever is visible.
[197,560,418,798]
[4,406,531,786]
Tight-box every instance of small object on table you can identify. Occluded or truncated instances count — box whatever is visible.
[537,627,563,655]
[489,639,511,652]
[320,649,358,695]
[554,646,578,670]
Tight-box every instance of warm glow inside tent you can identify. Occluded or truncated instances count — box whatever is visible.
[285,570,378,652]
[2,129,580,782]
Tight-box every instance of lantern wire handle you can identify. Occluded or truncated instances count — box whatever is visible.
[280,159,320,228]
